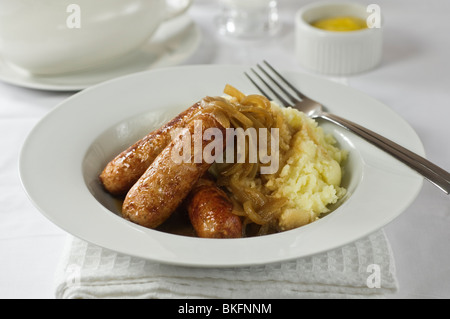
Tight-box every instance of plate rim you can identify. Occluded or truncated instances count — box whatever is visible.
[19,64,424,267]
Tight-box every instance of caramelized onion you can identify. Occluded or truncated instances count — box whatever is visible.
[199,85,288,235]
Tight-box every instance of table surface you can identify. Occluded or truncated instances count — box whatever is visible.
[1,0,449,299]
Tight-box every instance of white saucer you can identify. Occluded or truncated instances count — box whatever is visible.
[0,14,201,91]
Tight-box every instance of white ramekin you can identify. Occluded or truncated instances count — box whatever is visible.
[295,1,383,76]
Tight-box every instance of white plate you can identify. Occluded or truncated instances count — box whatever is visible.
[19,65,424,267]
[0,14,201,92]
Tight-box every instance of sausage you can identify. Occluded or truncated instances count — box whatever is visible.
[186,176,242,239]
[122,113,226,229]
[99,102,202,197]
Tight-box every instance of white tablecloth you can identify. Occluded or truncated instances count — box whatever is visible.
[1,0,449,299]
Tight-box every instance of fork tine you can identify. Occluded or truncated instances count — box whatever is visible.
[248,68,291,107]
[256,63,301,105]
[263,60,307,100]
[244,72,272,101]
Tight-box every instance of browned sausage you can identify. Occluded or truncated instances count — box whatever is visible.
[122,113,226,229]
[99,102,202,197]
[186,176,242,239]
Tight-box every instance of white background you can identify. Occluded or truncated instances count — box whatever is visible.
[0,0,449,298]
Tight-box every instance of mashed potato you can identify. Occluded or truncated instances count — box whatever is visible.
[264,104,347,231]
[215,91,348,234]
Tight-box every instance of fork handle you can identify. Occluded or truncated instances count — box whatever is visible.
[321,112,450,195]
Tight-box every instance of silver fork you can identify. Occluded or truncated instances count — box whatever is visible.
[245,61,450,195]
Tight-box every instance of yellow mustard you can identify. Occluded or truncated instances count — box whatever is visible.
[311,16,367,32]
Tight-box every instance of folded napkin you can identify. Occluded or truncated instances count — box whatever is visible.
[54,229,398,299]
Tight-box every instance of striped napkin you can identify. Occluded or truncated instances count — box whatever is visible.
[54,229,398,299]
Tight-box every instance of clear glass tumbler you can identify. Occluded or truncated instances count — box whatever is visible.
[216,0,280,38]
